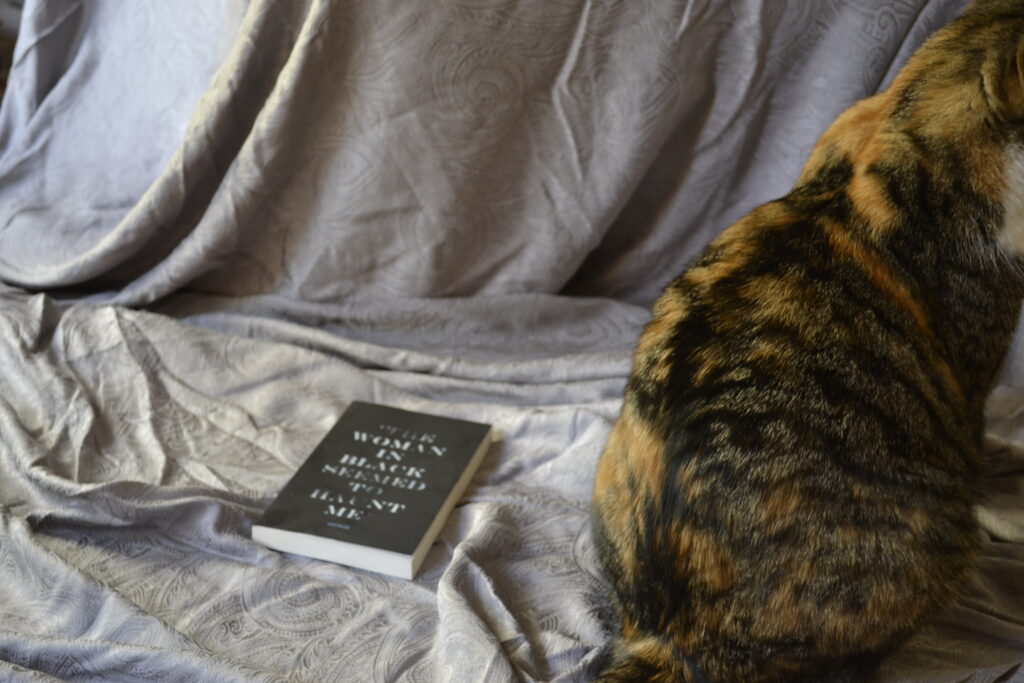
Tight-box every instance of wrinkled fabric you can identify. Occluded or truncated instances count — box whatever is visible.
[1,0,1022,681]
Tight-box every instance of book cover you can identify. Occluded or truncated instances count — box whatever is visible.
[251,401,496,579]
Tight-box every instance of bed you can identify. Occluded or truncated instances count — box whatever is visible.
[0,0,1022,680]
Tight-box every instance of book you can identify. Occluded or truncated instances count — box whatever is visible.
[251,401,497,579]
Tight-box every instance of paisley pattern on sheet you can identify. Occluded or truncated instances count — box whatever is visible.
[1,0,1022,681]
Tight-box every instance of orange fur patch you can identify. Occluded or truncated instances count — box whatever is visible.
[739,274,817,330]
[848,170,899,232]
[593,401,668,579]
[824,221,964,403]
[798,93,889,186]
[673,524,736,594]
[635,288,688,384]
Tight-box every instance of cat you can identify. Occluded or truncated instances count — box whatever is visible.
[591,1,1024,681]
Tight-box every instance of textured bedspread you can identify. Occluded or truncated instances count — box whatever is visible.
[0,0,1022,680]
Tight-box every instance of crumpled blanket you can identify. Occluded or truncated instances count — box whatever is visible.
[1,0,1021,680]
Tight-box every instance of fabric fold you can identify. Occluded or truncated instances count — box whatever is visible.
[2,0,1022,681]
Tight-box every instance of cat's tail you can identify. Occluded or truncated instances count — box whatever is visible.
[594,634,710,683]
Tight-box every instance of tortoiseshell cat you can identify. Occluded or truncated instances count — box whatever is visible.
[591,2,1024,681]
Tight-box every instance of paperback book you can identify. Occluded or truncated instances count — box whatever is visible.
[252,401,497,579]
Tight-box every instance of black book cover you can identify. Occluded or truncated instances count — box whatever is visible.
[254,402,494,563]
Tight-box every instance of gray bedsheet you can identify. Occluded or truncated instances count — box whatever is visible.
[0,0,1021,680]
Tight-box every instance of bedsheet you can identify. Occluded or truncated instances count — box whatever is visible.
[1,0,1022,681]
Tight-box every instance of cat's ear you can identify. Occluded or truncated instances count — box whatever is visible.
[980,37,1024,122]
[1003,37,1024,118]
[1009,36,1024,116]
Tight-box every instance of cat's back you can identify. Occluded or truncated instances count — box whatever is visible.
[593,193,981,682]
[593,2,1024,680]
